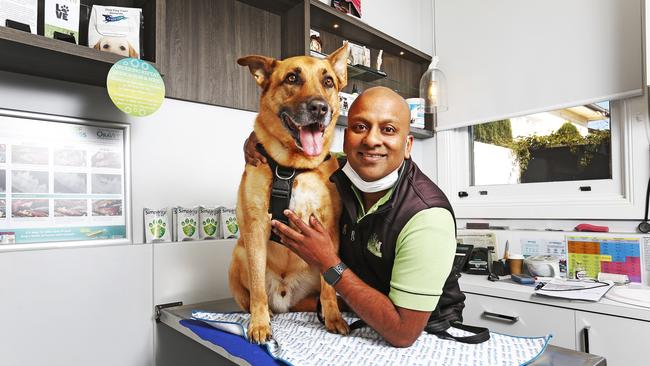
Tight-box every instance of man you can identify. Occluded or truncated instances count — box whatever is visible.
[247,86,463,347]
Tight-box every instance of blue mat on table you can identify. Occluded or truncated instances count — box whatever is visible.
[180,319,288,366]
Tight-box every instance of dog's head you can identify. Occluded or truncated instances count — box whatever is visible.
[94,36,139,58]
[238,43,348,164]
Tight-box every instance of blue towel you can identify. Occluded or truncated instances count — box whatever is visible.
[180,319,288,366]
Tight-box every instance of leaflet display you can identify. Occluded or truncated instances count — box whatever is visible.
[0,114,128,246]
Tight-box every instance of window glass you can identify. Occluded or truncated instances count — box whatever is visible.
[470,102,611,186]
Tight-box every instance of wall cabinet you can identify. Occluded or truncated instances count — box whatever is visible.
[0,0,434,137]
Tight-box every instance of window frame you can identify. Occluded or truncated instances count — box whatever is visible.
[435,98,650,220]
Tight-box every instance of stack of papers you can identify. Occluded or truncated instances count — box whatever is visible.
[535,279,614,301]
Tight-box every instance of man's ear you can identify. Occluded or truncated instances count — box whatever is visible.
[237,55,277,88]
[404,135,414,159]
[327,42,349,90]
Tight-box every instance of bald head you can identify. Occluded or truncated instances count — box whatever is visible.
[348,87,411,129]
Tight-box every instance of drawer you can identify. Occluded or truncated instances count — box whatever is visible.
[463,292,576,349]
[575,311,650,366]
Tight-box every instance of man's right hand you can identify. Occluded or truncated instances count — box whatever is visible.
[244,131,267,166]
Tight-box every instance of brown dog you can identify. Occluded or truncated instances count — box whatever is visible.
[229,43,349,343]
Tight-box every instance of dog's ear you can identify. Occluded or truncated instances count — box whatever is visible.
[327,42,349,90]
[128,44,139,58]
[237,55,277,88]
[93,41,101,51]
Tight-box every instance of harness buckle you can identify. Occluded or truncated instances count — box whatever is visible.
[275,166,296,180]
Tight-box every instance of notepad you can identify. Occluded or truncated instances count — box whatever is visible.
[535,278,614,301]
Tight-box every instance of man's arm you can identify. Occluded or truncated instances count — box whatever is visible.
[272,210,432,347]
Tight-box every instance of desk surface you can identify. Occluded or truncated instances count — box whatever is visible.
[159,299,606,366]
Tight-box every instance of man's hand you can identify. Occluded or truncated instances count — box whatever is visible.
[243,131,267,166]
[271,209,339,273]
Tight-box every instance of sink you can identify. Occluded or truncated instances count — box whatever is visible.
[605,285,650,308]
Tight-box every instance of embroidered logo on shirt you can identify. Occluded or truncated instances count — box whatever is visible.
[367,233,382,258]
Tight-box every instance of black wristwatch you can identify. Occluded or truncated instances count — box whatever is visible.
[323,262,348,286]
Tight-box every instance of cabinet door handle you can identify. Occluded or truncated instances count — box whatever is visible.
[482,311,519,323]
[582,326,591,353]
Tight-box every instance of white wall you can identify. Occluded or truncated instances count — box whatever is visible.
[361,0,434,56]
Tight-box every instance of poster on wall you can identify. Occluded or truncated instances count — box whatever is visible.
[567,236,642,283]
[0,114,130,247]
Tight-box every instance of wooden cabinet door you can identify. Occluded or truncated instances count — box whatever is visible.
[463,293,576,349]
[575,311,650,366]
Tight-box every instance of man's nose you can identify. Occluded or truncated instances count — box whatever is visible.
[308,98,329,120]
[363,126,382,146]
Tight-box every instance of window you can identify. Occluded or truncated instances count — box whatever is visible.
[471,102,611,186]
[436,98,649,220]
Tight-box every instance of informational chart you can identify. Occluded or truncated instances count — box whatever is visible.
[567,236,641,283]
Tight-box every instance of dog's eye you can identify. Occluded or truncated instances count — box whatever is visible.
[285,74,298,84]
[120,46,126,51]
[323,77,335,88]
[102,44,110,49]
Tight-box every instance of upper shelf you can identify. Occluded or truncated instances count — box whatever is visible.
[309,0,431,64]
[0,27,158,87]
[310,50,418,96]
[235,0,303,14]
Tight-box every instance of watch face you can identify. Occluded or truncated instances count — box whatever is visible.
[324,270,339,285]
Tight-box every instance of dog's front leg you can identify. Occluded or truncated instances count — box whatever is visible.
[238,165,273,343]
[319,221,349,335]
[244,217,273,343]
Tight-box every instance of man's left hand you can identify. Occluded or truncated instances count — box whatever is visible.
[271,210,340,273]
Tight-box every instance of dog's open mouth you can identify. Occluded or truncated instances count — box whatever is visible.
[281,112,325,157]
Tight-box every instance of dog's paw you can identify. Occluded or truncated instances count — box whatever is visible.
[181,218,196,237]
[325,313,350,335]
[248,322,272,344]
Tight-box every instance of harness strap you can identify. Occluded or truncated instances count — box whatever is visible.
[257,144,331,243]
[256,144,299,243]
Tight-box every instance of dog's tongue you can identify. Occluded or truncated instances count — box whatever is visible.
[299,128,323,156]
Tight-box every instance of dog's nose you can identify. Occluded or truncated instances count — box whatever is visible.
[308,99,329,120]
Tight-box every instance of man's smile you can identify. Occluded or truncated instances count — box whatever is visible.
[358,151,388,162]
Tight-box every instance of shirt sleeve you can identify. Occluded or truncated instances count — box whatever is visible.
[388,207,456,311]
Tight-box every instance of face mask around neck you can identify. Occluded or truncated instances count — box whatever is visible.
[341,161,401,193]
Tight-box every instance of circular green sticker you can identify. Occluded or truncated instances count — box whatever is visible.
[107,58,165,117]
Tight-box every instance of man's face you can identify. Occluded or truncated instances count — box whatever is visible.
[343,89,414,182]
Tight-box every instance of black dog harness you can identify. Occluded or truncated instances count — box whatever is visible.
[256,144,331,243]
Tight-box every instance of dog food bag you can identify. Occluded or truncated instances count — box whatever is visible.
[143,207,171,243]
[198,206,220,240]
[172,206,200,241]
[219,207,239,239]
[88,5,141,58]
[44,0,80,43]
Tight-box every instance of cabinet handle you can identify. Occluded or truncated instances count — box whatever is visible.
[482,311,519,323]
[582,326,591,353]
